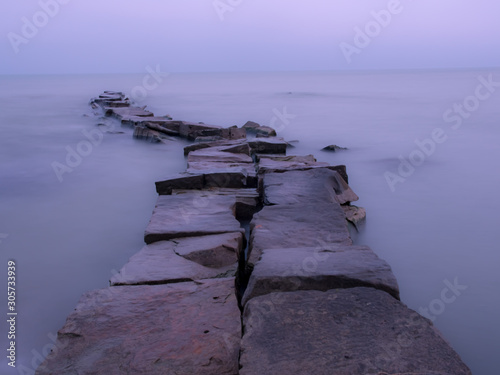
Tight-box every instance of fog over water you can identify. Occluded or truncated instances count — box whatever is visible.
[0,70,499,374]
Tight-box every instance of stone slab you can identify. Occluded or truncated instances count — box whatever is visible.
[144,192,243,244]
[187,149,253,164]
[263,168,358,206]
[248,203,352,267]
[239,288,471,375]
[242,245,399,305]
[37,279,241,375]
[111,233,243,286]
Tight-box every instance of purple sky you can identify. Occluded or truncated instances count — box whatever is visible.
[1,0,499,75]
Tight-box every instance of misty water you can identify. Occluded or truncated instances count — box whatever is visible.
[0,70,499,374]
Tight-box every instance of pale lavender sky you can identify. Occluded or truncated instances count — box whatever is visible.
[1,0,499,75]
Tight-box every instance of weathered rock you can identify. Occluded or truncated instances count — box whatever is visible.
[239,288,471,375]
[185,163,257,188]
[187,149,253,164]
[242,121,261,130]
[155,173,205,195]
[145,122,180,136]
[242,245,399,305]
[248,203,352,267]
[243,121,277,137]
[195,136,224,143]
[37,279,241,375]
[144,191,243,244]
[105,106,154,120]
[173,232,244,268]
[257,155,329,173]
[133,126,162,142]
[183,140,249,156]
[247,138,287,154]
[262,168,358,206]
[178,122,224,140]
[111,233,243,286]
[343,205,367,227]
[322,144,348,152]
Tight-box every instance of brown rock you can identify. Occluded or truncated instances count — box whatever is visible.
[37,279,241,375]
[239,288,471,375]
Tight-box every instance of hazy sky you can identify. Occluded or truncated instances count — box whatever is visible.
[1,0,499,75]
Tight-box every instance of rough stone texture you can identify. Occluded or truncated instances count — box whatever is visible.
[248,203,352,267]
[239,288,471,375]
[242,245,399,305]
[243,121,277,137]
[178,122,223,140]
[263,168,358,206]
[111,233,243,286]
[145,122,180,136]
[133,126,162,142]
[106,107,155,120]
[144,191,243,244]
[37,279,241,375]
[155,173,205,195]
[185,163,257,188]
[187,149,253,164]
[247,138,287,154]
[257,156,330,173]
[343,205,367,227]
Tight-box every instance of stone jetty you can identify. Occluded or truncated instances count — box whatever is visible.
[36,92,471,374]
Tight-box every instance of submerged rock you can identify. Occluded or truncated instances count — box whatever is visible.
[37,279,241,375]
[322,144,348,152]
[239,288,472,375]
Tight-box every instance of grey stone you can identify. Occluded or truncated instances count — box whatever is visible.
[262,168,358,206]
[133,126,162,143]
[187,149,253,164]
[239,288,471,375]
[155,173,205,195]
[248,203,352,267]
[37,279,241,375]
[110,233,243,286]
[247,138,287,154]
[322,144,348,152]
[105,106,154,120]
[144,191,243,244]
[242,245,399,305]
[343,205,367,227]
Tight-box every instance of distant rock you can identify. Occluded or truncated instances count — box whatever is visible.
[37,279,241,375]
[239,288,472,375]
[322,144,348,152]
[243,121,277,137]
[133,126,162,143]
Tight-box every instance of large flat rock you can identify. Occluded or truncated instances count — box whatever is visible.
[187,149,253,164]
[239,288,471,375]
[37,279,241,375]
[111,232,243,286]
[248,203,352,267]
[257,155,329,173]
[263,168,358,206]
[242,245,399,305]
[106,106,155,120]
[144,191,243,244]
[247,138,287,154]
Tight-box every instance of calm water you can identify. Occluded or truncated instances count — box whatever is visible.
[1,70,499,374]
